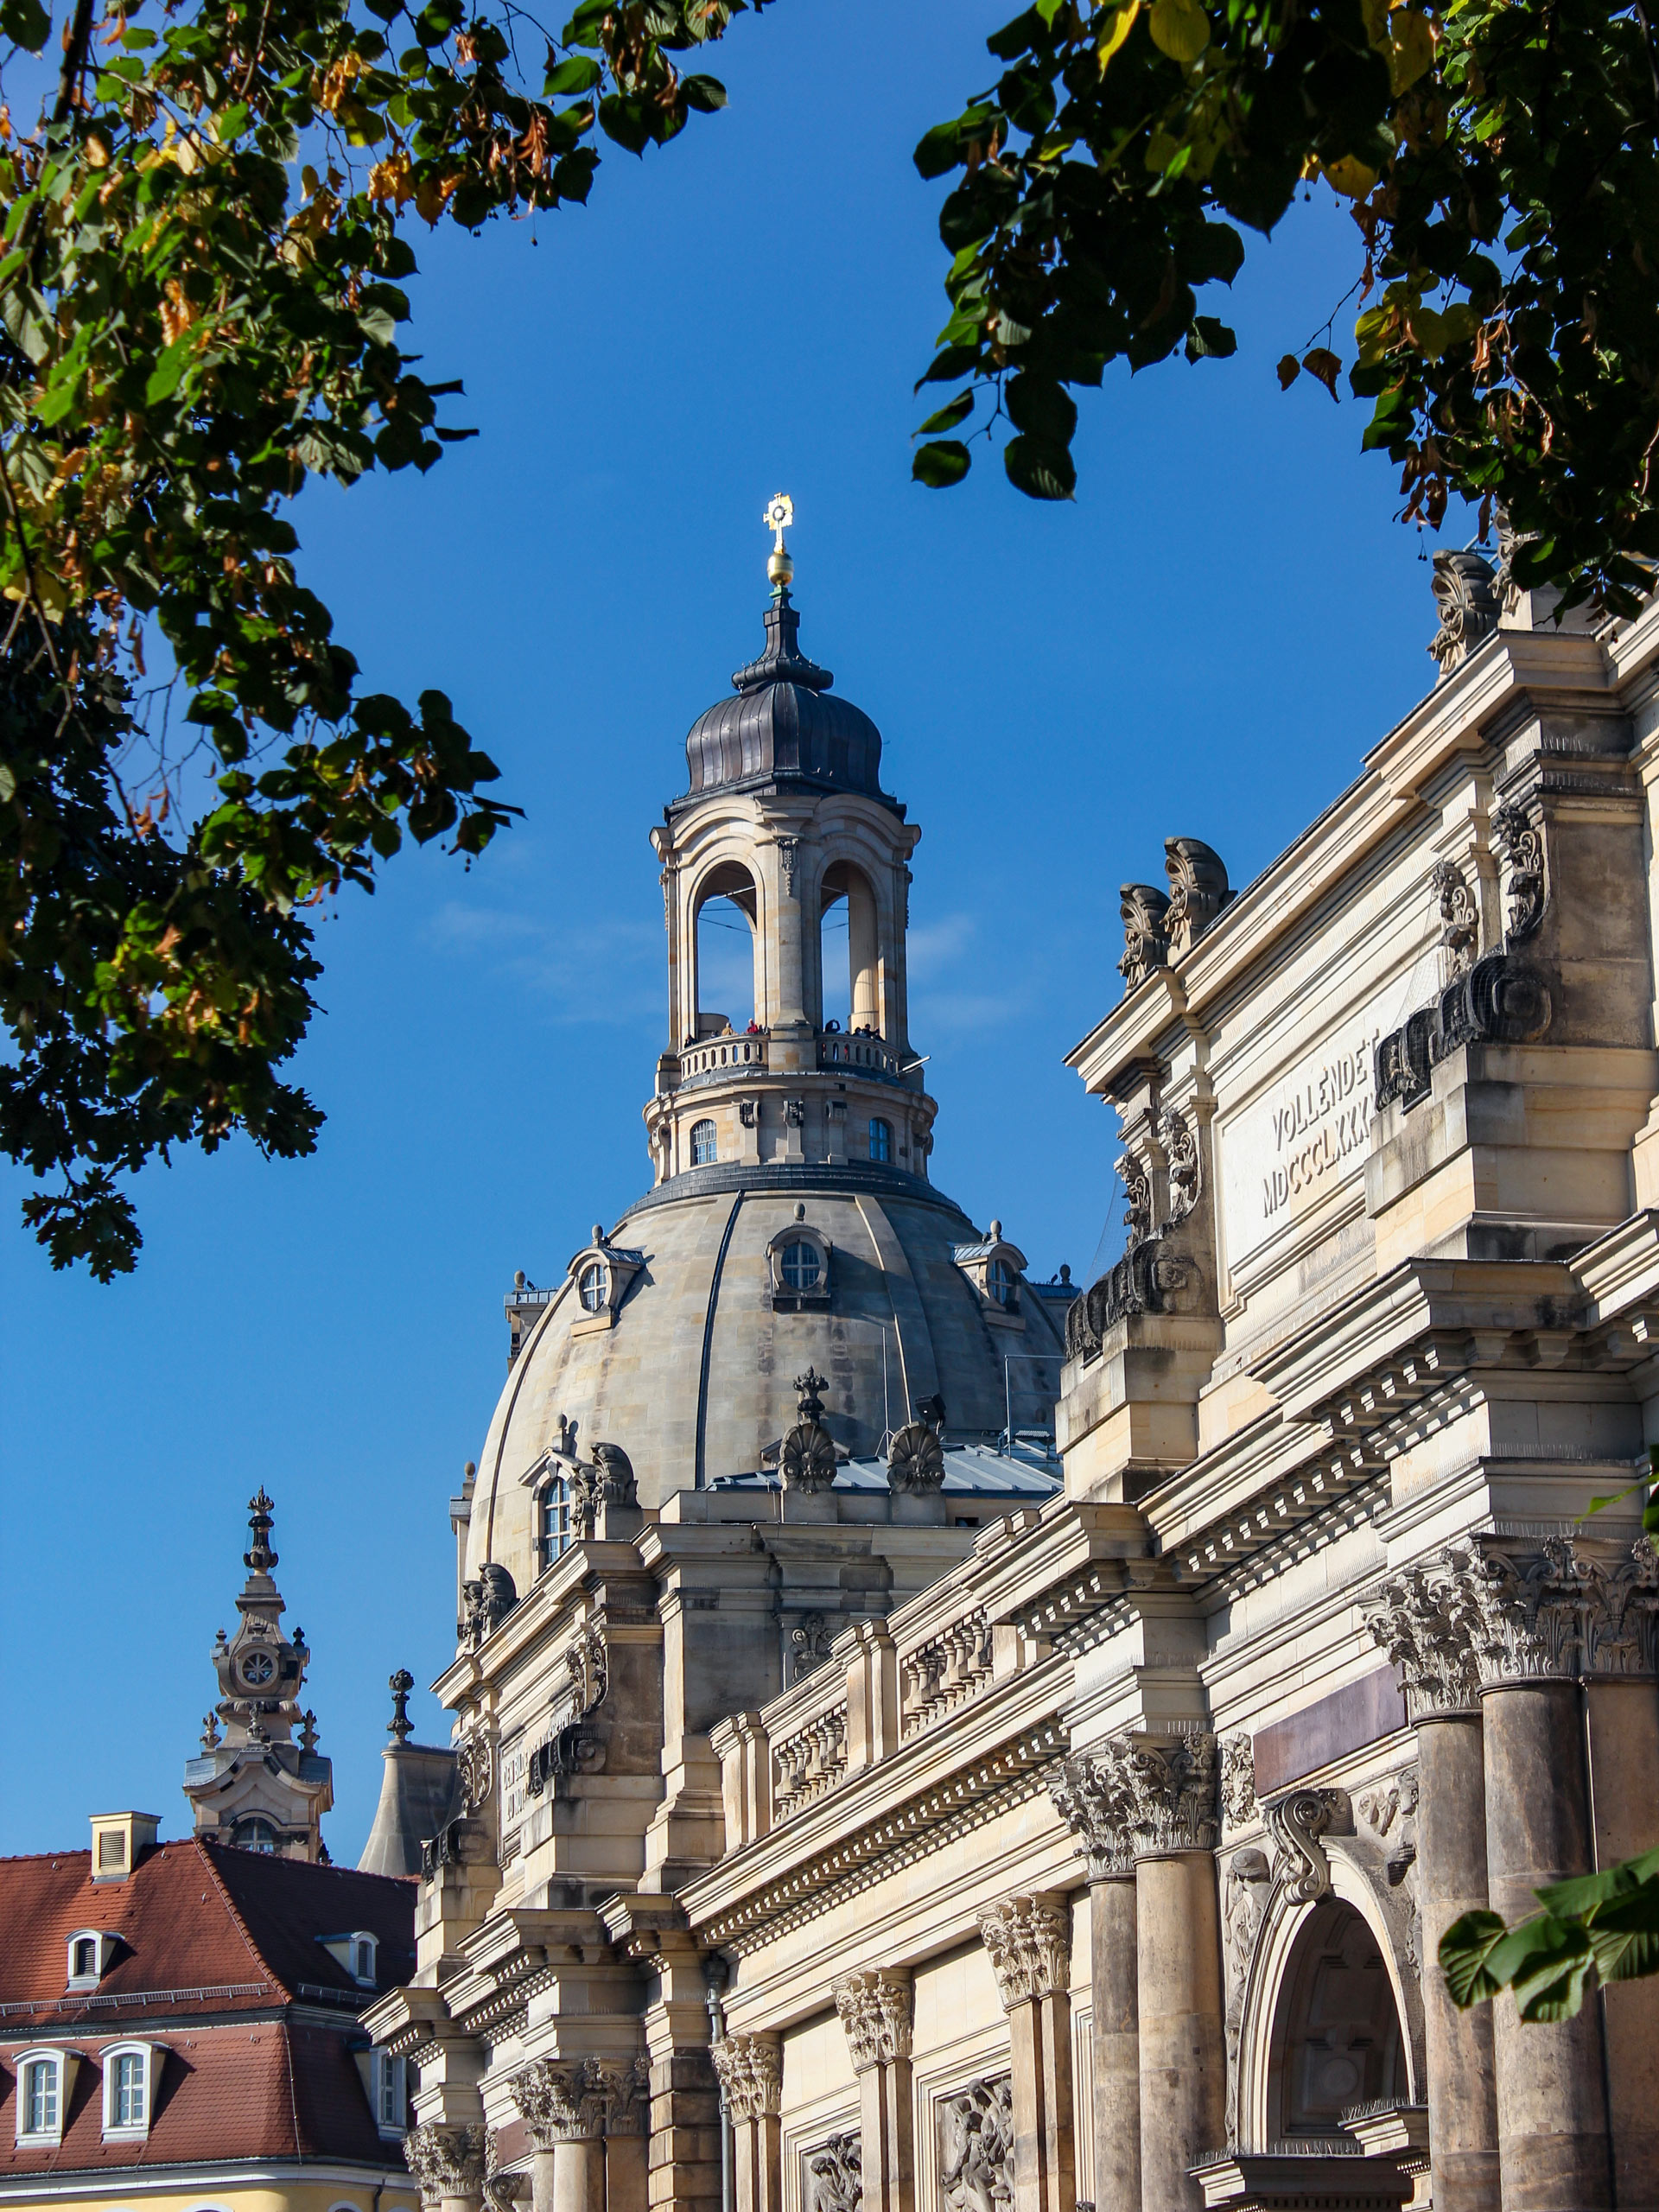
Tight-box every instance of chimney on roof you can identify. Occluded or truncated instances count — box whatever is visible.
[90,1811,161,1881]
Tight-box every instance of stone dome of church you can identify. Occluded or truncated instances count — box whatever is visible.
[464,1170,1071,1590]
[461,522,1076,1597]
[683,593,887,801]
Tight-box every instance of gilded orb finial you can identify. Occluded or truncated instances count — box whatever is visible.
[763,491,794,597]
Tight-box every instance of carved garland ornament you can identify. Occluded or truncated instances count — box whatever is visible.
[1219,1731,1257,1833]
[978,1892,1070,2009]
[833,1968,914,2070]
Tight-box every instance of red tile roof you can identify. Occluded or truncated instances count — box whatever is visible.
[0,1839,416,2176]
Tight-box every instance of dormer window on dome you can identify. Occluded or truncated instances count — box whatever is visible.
[767,1211,832,1313]
[565,1229,645,1338]
[954,1221,1027,1326]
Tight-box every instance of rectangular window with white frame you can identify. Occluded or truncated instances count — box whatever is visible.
[372,2050,407,2137]
[101,2044,157,2139]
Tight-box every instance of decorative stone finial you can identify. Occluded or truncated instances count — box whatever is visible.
[200,1712,220,1752]
[1119,883,1172,988]
[793,1367,828,1424]
[591,1223,605,1246]
[299,1708,319,1753]
[245,1489,278,1575]
[388,1667,415,1743]
[781,1368,837,1492]
[1429,548,1499,675]
[764,491,795,597]
[887,1420,946,1495]
[1164,836,1231,954]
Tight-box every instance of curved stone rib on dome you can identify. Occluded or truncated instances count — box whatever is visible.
[683,593,887,803]
[465,1181,1070,1595]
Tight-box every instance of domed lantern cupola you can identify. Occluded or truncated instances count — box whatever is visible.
[646,497,933,1189]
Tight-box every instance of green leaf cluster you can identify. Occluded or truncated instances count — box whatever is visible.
[0,0,744,1273]
[1441,1844,1659,2021]
[908,0,1659,614]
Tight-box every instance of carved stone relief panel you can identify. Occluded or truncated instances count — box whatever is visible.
[937,2075,1014,2212]
[1222,1847,1273,2145]
[805,2133,861,2212]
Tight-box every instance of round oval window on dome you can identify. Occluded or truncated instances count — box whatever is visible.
[579,1262,607,1313]
[780,1241,822,1292]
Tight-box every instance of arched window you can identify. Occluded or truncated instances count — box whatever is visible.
[1270,1899,1404,2138]
[779,1242,822,1292]
[539,1471,571,1568]
[234,1817,278,1854]
[578,1262,607,1313]
[18,2054,60,2141]
[868,1117,891,1164]
[690,1119,718,1166]
[987,1258,1015,1306]
[101,2043,160,2140]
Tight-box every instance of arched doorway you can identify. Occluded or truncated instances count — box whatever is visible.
[1268,1897,1405,2140]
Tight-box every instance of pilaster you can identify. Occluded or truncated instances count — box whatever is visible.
[712,2036,783,2212]
[834,1970,914,2212]
[978,1896,1075,2212]
[1048,1758,1139,2212]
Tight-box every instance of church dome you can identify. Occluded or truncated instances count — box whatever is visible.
[682,593,887,803]
[464,1170,1071,1592]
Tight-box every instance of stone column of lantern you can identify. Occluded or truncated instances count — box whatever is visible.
[978,1894,1077,2212]
[1366,1559,1502,2212]
[1122,1734,1224,2212]
[1048,1755,1141,2212]
[833,1970,916,2212]
[712,2035,785,2212]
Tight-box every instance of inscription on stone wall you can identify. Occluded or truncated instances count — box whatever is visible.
[1218,994,1391,1281]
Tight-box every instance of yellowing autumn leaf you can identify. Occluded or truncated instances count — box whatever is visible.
[1097,0,1141,71]
[1149,0,1209,66]
[1323,155,1379,199]
[368,149,415,207]
[1389,7,1434,92]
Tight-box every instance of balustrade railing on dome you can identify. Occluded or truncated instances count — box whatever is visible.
[677,1035,772,1083]
[817,1031,906,1080]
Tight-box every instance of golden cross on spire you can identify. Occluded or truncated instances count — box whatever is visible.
[763,493,795,595]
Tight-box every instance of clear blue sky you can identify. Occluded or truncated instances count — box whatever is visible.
[0,0,1452,1861]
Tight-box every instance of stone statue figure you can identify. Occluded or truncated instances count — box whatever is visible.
[938,2076,1014,2212]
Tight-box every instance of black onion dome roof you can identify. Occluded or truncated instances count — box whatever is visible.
[681,593,890,805]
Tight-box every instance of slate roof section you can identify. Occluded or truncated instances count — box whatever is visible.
[0,1838,416,2178]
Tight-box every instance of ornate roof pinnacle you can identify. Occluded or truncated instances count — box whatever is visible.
[244,1488,277,1574]
[763,491,794,600]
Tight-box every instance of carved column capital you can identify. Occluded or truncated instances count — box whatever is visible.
[832,1967,913,2069]
[1122,1730,1220,1857]
[978,1891,1071,2010]
[509,2056,638,2145]
[1373,1532,1659,1705]
[406,2123,489,2206]
[1364,1558,1485,1718]
[1049,1750,1137,1878]
[711,2034,783,2119]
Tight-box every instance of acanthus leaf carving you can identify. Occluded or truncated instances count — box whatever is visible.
[1049,1752,1137,1879]
[1118,884,1172,991]
[833,1968,913,2070]
[1492,802,1546,943]
[1431,857,1480,979]
[1160,1107,1201,1223]
[977,1891,1071,2009]
[509,2055,640,2145]
[711,2035,782,2120]
[1428,549,1499,675]
[1164,836,1232,955]
[406,2123,489,2204]
[1219,1732,1257,1833]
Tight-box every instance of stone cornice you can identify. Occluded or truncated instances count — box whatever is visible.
[431,1552,654,1711]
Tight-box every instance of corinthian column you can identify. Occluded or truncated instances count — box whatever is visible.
[407,2125,489,2212]
[511,2057,629,2212]
[712,2036,783,2212]
[1446,1539,1613,2212]
[834,1970,914,2212]
[1366,1560,1501,2212]
[1122,1733,1224,2212]
[979,1895,1075,2212]
[1049,1756,1140,2212]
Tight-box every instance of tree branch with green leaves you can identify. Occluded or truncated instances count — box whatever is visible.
[0,0,748,1275]
[910,0,1659,617]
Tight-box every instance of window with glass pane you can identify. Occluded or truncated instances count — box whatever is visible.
[780,1241,821,1291]
[868,1118,891,1163]
[540,1474,570,1567]
[988,1259,1014,1306]
[354,1938,375,1983]
[579,1262,607,1313]
[237,1818,278,1853]
[113,2052,145,2127]
[690,1119,717,1166]
[375,2051,405,2129]
[24,2061,57,2133]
